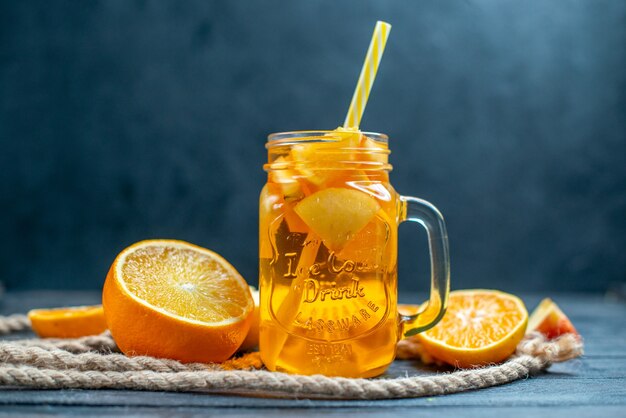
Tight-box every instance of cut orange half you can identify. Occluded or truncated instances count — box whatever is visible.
[416,289,528,368]
[102,239,254,363]
[28,305,107,338]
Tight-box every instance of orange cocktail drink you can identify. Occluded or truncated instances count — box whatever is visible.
[260,130,450,377]
[259,21,449,378]
[260,130,398,377]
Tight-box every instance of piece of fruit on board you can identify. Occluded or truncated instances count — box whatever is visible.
[527,297,579,339]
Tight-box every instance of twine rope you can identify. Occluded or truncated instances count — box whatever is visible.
[0,314,30,335]
[0,313,583,400]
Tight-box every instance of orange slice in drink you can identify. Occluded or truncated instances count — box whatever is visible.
[290,128,362,165]
[290,129,363,187]
[294,188,380,251]
[416,289,528,368]
[269,156,304,199]
[102,239,254,363]
[28,305,107,338]
[359,134,388,164]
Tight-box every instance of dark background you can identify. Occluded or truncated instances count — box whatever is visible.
[1,1,624,293]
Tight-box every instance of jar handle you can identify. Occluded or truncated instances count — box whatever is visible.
[398,195,450,337]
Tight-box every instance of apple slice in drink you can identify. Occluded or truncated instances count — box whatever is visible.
[294,188,380,252]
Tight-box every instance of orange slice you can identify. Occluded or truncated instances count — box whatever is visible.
[28,305,107,338]
[294,188,380,251]
[290,128,362,165]
[290,128,363,186]
[527,298,579,339]
[359,135,388,164]
[102,239,254,363]
[269,156,304,198]
[416,289,528,368]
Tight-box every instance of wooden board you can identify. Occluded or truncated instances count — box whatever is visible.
[0,291,625,417]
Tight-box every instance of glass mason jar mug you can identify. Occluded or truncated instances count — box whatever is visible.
[259,130,450,378]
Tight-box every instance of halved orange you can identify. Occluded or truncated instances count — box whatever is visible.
[102,240,254,363]
[28,305,107,338]
[416,289,528,368]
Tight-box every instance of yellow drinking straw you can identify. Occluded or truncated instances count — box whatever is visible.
[343,21,392,129]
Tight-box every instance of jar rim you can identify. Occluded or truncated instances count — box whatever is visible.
[267,130,388,147]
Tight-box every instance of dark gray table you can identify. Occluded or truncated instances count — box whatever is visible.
[0,291,624,417]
